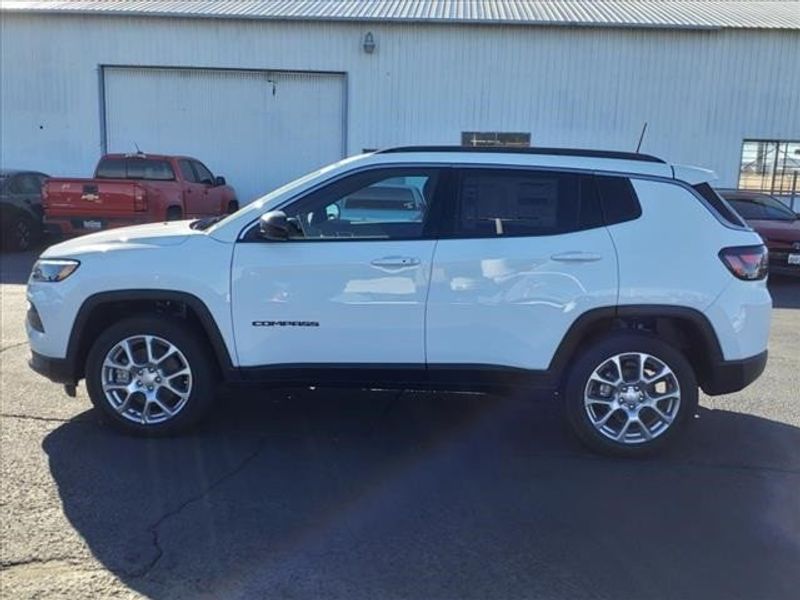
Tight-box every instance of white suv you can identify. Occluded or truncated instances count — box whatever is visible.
[27,147,771,456]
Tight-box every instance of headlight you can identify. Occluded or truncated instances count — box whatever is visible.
[30,259,80,283]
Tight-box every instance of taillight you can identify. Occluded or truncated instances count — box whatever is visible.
[134,187,148,212]
[719,245,768,280]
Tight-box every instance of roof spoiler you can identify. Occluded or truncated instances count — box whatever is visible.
[672,164,717,185]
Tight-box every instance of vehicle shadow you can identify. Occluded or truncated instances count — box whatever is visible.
[769,276,800,309]
[43,388,800,600]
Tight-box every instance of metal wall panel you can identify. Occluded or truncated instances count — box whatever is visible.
[104,67,345,201]
[1,13,798,192]
[6,1,800,30]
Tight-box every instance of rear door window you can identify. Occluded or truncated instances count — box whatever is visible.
[448,168,602,238]
[179,160,198,183]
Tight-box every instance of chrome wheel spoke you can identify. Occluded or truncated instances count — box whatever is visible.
[615,418,633,441]
[122,339,137,366]
[167,367,191,380]
[164,380,190,399]
[647,402,674,424]
[595,407,620,427]
[116,392,133,415]
[150,396,175,416]
[157,345,179,365]
[586,397,615,407]
[637,353,646,382]
[145,335,157,364]
[610,356,624,383]
[637,419,653,440]
[590,373,617,387]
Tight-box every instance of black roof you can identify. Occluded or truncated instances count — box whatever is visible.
[377,145,666,164]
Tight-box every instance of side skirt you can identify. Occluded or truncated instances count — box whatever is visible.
[234,363,559,393]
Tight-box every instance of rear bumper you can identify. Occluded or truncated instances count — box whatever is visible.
[701,350,768,396]
[29,351,75,385]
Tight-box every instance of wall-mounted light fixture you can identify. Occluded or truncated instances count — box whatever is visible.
[363,32,376,54]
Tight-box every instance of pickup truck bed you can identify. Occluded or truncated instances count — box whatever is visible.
[43,154,237,236]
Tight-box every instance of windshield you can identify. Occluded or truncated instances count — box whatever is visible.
[205,156,367,234]
[728,196,796,221]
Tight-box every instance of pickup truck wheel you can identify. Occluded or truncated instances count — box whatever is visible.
[165,207,183,221]
[85,316,217,436]
[226,200,239,214]
[4,214,38,251]
[564,332,698,457]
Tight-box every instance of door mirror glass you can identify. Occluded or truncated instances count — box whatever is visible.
[259,211,289,241]
[214,175,226,187]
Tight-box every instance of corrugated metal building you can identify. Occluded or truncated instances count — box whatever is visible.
[1,0,799,203]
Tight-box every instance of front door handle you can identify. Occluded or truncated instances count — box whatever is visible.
[551,251,603,263]
[370,256,421,269]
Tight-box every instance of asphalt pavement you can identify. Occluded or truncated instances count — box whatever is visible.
[1,249,798,599]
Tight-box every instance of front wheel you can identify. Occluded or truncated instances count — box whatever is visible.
[564,332,698,457]
[85,316,217,436]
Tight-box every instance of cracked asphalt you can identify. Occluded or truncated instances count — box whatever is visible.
[1,249,799,599]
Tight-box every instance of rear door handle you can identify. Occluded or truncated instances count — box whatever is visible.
[370,256,421,269]
[551,251,603,263]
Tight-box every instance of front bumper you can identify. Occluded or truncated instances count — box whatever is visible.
[29,351,75,385]
[701,350,768,396]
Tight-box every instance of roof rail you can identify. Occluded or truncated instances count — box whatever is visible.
[376,145,666,164]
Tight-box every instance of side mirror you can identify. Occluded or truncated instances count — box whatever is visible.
[259,211,289,241]
[214,175,226,186]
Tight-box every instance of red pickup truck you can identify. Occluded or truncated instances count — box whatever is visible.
[43,153,238,236]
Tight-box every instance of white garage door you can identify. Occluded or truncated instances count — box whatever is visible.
[104,67,345,204]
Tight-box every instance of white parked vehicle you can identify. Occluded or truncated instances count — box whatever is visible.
[27,146,771,455]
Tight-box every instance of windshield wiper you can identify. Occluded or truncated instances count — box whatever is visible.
[190,215,225,231]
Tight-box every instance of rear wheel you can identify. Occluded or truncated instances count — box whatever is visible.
[226,200,239,214]
[564,332,698,456]
[85,316,217,436]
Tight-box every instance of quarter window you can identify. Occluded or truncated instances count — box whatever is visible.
[451,169,602,238]
[282,168,441,241]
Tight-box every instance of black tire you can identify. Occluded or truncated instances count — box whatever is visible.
[226,200,239,214]
[165,206,183,221]
[4,214,39,252]
[85,316,217,436]
[564,332,698,457]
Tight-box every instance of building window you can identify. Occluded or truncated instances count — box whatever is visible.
[461,132,531,148]
[738,139,800,196]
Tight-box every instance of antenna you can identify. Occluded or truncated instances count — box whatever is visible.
[134,141,142,154]
[635,122,648,153]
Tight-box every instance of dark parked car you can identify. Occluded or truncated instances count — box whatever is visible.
[718,189,800,277]
[1,169,49,251]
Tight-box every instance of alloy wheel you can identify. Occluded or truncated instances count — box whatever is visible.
[583,352,681,444]
[101,335,193,425]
